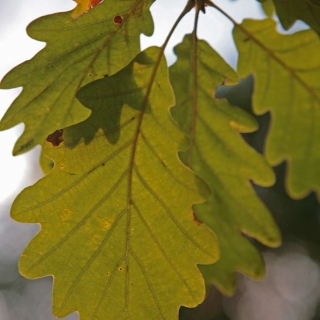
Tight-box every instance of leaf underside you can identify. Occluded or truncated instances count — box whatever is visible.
[12,47,218,320]
[234,19,320,200]
[0,0,154,155]
[272,0,320,35]
[170,35,281,295]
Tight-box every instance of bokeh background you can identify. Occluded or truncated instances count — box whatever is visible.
[0,0,319,319]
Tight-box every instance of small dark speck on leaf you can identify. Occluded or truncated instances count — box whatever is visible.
[46,129,63,147]
[104,74,108,77]
[113,15,123,24]
[119,267,123,271]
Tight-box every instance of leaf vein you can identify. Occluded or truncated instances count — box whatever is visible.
[140,132,199,194]
[129,249,165,319]
[61,207,128,309]
[26,169,129,272]
[131,200,197,302]
[133,164,211,256]
[18,139,134,215]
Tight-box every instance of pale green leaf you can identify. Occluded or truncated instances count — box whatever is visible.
[234,19,320,199]
[272,0,320,35]
[170,35,281,295]
[12,47,218,320]
[0,0,154,155]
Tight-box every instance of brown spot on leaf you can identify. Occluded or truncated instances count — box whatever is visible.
[46,129,63,147]
[193,212,203,226]
[113,15,123,24]
[119,267,123,271]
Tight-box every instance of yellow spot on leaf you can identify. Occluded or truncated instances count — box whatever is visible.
[62,209,72,221]
[103,221,111,229]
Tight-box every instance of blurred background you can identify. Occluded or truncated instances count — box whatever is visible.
[0,0,319,319]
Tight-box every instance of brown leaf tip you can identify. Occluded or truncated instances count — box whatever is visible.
[46,129,64,147]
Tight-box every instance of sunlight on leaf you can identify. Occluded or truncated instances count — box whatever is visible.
[12,47,218,320]
[170,34,281,295]
[234,19,320,200]
[272,0,320,35]
[0,0,154,155]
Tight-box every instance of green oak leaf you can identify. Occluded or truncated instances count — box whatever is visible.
[0,0,154,155]
[170,34,281,295]
[234,19,320,200]
[12,47,218,320]
[272,0,320,35]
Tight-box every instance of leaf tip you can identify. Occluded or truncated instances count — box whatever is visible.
[71,0,103,19]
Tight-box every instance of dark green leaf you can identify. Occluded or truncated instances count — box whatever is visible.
[272,0,320,35]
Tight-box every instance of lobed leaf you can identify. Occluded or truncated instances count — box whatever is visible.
[0,0,154,155]
[170,35,281,295]
[12,47,218,320]
[272,0,320,35]
[234,19,320,200]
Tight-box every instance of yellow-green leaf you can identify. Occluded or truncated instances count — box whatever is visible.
[260,0,275,18]
[12,47,218,319]
[0,0,154,155]
[272,0,320,35]
[234,19,320,199]
[170,34,281,295]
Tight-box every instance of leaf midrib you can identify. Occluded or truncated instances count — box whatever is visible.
[124,46,164,316]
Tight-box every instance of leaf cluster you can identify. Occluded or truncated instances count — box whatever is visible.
[0,0,319,319]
